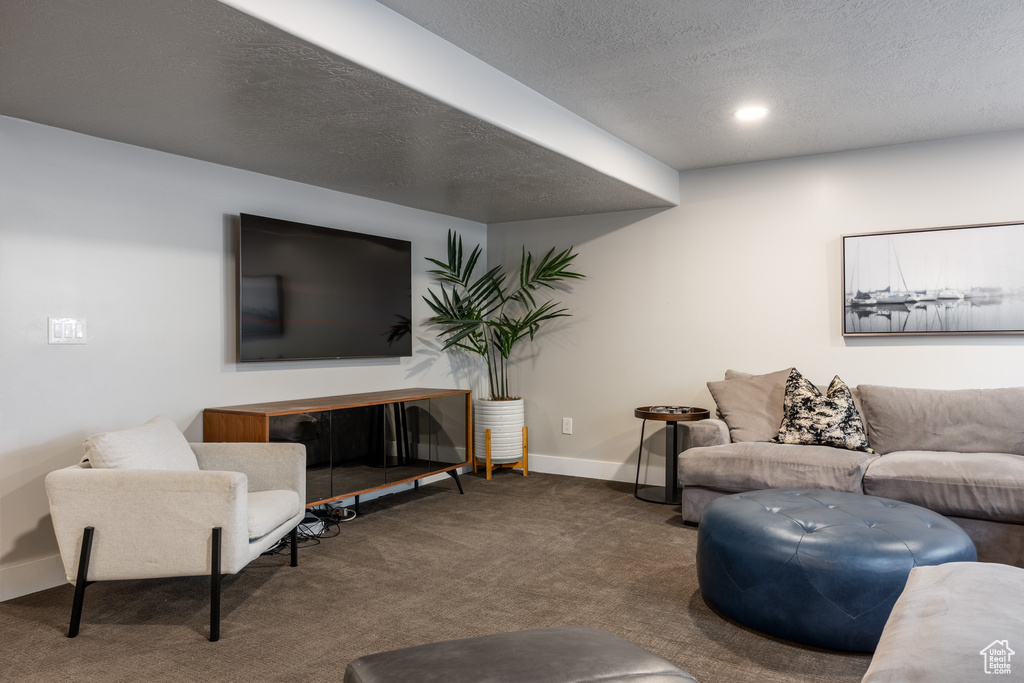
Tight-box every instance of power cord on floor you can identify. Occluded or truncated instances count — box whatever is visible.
[261,503,356,556]
[312,505,357,525]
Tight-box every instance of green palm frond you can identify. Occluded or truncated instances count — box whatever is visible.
[423,231,585,399]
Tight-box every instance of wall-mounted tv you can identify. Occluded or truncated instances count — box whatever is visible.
[238,213,412,362]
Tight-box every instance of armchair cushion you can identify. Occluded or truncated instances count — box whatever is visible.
[248,490,303,539]
[83,415,198,471]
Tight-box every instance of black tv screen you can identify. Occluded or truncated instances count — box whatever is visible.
[238,214,412,362]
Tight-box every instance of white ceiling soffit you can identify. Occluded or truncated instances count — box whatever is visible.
[0,0,677,224]
[377,0,1024,171]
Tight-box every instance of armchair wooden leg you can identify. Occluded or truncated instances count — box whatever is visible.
[290,526,298,568]
[68,526,95,638]
[210,527,221,643]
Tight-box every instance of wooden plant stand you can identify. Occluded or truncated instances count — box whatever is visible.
[473,426,528,480]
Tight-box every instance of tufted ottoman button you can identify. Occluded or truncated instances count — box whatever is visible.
[696,489,976,652]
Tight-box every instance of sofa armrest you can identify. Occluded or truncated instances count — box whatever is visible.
[863,562,1024,682]
[190,442,305,502]
[679,418,730,449]
[45,466,251,582]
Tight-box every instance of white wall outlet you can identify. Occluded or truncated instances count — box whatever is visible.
[562,417,573,435]
[48,317,87,345]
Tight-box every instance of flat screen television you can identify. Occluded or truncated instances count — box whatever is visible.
[238,213,412,362]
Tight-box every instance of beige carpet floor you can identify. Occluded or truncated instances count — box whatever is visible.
[1,472,872,682]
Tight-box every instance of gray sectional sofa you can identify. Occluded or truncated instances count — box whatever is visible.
[678,368,1024,567]
[862,561,1024,681]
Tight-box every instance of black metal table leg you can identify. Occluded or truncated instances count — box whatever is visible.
[635,421,683,505]
[633,419,648,498]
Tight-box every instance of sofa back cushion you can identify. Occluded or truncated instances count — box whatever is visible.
[857,385,1024,455]
[83,415,200,470]
[708,368,792,442]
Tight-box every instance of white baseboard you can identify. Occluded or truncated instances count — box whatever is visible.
[1,555,67,602]
[526,452,664,485]
[527,453,631,482]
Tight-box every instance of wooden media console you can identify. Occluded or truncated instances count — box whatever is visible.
[204,388,472,507]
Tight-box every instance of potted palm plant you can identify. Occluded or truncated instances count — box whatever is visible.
[424,231,584,469]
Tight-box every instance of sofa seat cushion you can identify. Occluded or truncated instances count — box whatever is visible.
[247,490,302,540]
[679,442,877,494]
[864,451,1024,523]
[863,562,1024,682]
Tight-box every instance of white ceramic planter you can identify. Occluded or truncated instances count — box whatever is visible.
[473,398,525,464]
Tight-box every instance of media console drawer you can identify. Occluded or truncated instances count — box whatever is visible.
[204,388,472,506]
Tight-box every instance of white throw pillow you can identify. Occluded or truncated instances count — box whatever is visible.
[83,415,200,470]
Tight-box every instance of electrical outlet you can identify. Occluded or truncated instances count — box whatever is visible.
[562,417,573,435]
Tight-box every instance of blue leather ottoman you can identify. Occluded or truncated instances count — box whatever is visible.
[696,489,976,652]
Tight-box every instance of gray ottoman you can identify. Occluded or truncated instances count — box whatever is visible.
[343,626,698,683]
[697,489,976,652]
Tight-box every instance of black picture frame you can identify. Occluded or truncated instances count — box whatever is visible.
[842,220,1024,336]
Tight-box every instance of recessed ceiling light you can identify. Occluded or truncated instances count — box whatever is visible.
[734,106,769,121]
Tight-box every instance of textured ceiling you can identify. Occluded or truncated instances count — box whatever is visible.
[0,0,672,223]
[4,1,1023,223]
[378,0,1024,170]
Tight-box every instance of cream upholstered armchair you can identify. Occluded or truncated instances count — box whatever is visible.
[45,415,305,641]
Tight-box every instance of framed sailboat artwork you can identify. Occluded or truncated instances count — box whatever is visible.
[842,220,1024,336]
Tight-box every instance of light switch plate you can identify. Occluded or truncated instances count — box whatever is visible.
[48,317,87,344]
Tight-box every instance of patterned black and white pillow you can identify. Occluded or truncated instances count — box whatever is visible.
[772,369,874,453]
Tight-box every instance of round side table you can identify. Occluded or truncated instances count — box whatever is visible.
[633,406,709,504]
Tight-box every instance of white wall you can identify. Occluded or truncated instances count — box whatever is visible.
[488,131,1024,483]
[6,117,1024,599]
[0,115,485,599]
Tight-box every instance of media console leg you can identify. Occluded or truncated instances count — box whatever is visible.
[447,469,465,494]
